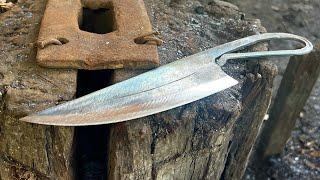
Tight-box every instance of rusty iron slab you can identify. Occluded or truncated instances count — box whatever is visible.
[36,0,160,70]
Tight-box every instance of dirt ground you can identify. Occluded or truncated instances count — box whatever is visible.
[227,0,320,179]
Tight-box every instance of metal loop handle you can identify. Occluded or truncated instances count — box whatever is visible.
[216,33,313,66]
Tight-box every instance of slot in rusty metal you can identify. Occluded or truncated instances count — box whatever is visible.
[36,0,160,70]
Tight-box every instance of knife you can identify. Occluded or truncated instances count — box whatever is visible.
[20,33,313,126]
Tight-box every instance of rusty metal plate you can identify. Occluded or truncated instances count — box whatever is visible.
[36,0,160,70]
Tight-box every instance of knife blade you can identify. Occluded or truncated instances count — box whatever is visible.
[20,33,313,126]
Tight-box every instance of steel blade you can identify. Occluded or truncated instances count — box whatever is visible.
[20,60,238,126]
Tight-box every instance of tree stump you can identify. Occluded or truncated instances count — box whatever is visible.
[0,0,276,179]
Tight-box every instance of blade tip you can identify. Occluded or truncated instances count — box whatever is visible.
[20,115,57,126]
[19,115,43,125]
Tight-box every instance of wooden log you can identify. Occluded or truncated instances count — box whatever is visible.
[254,44,320,159]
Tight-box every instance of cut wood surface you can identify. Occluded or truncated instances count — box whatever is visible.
[0,0,276,179]
[255,44,320,159]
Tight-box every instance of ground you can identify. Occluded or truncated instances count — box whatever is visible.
[227,0,320,179]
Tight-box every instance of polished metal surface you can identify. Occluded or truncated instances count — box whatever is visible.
[21,33,313,126]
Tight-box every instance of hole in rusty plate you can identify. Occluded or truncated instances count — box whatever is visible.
[79,7,115,34]
[134,37,147,45]
[57,37,69,44]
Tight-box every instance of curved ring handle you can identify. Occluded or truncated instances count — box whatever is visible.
[216,33,313,66]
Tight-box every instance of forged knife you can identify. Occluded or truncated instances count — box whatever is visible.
[21,33,313,126]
